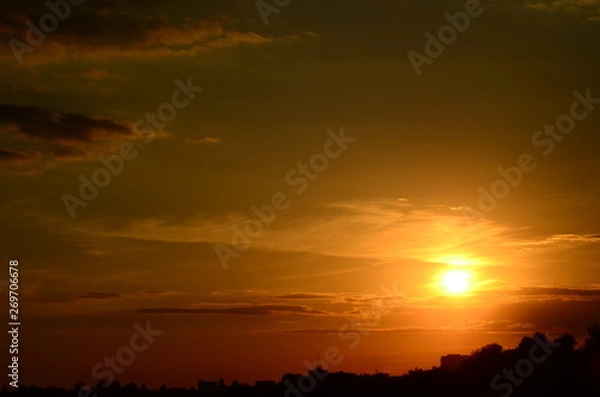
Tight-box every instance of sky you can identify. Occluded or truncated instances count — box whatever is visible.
[1,0,600,389]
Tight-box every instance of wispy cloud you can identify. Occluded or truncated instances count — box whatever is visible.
[524,0,600,22]
[34,198,599,273]
[274,293,336,300]
[515,287,600,297]
[136,304,329,316]
[0,103,138,174]
[509,234,600,247]
[0,5,317,64]
[32,289,186,305]
[184,136,221,145]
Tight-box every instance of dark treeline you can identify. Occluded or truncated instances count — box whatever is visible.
[4,322,600,397]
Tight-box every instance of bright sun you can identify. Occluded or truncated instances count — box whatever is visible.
[442,270,471,294]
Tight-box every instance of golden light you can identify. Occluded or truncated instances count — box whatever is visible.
[436,255,476,267]
[442,270,471,294]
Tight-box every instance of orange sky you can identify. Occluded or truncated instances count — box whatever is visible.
[1,0,600,388]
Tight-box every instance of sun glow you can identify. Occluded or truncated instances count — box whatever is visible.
[441,270,471,294]
[436,255,477,267]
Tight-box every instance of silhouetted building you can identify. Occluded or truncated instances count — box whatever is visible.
[253,381,275,397]
[197,381,217,397]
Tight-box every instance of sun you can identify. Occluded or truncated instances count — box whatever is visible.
[442,270,471,294]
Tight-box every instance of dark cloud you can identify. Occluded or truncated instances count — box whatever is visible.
[0,147,40,175]
[0,147,31,163]
[141,290,185,296]
[253,328,342,335]
[34,292,122,303]
[0,3,284,62]
[0,103,133,143]
[80,292,122,300]
[1,0,232,13]
[31,290,186,305]
[53,145,89,159]
[136,304,327,316]
[495,299,600,333]
[0,80,43,99]
[274,293,333,300]
[516,287,600,296]
[252,323,540,336]
[472,320,538,333]
[0,9,27,31]
[0,103,137,174]
[0,0,319,67]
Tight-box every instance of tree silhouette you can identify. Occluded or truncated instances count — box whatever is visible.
[6,322,600,397]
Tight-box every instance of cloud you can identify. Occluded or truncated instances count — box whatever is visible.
[525,0,600,11]
[51,199,511,263]
[0,5,316,64]
[80,292,122,300]
[33,292,123,304]
[470,320,539,333]
[142,290,187,297]
[0,103,139,174]
[81,69,121,80]
[52,145,89,159]
[515,287,600,297]
[185,136,221,145]
[250,323,540,336]
[33,290,186,305]
[28,198,600,300]
[493,298,600,332]
[510,234,600,248]
[34,198,573,276]
[0,147,43,175]
[0,80,43,99]
[274,293,336,300]
[136,304,328,316]
[0,103,133,143]
[523,0,600,22]
[0,147,34,163]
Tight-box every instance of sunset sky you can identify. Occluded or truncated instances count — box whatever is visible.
[1,0,600,388]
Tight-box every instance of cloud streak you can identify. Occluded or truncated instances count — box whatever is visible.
[136,304,328,316]
[0,103,137,173]
[0,5,316,64]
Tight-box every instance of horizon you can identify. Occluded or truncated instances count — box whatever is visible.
[2,324,597,389]
[1,0,600,394]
